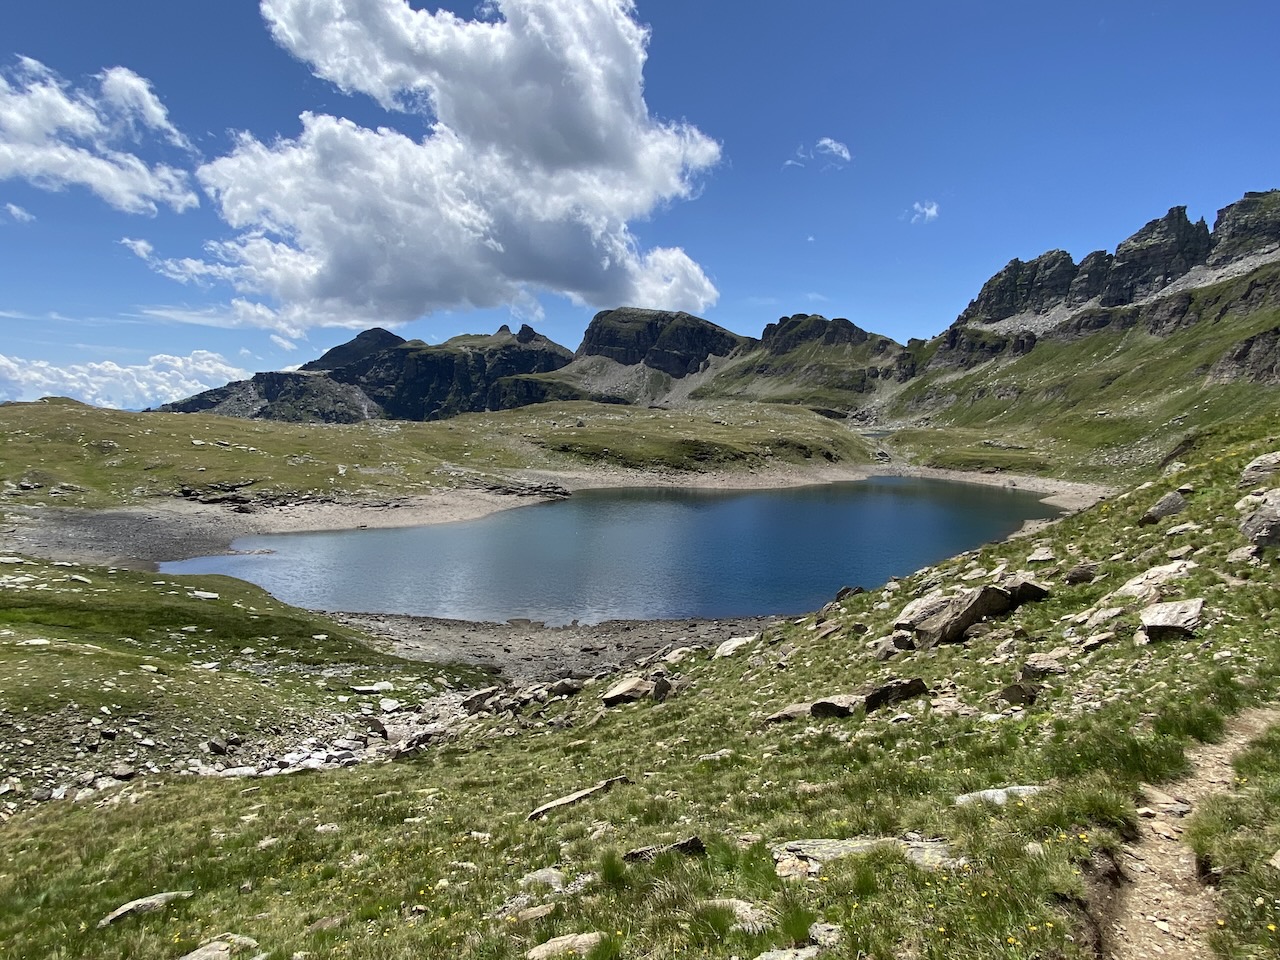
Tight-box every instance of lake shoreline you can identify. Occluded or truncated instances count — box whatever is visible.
[1,460,1110,570]
[0,460,1110,683]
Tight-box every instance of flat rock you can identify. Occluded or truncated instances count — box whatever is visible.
[1113,560,1198,602]
[519,867,566,891]
[1026,546,1055,563]
[1020,652,1067,679]
[997,682,1041,705]
[527,932,604,959]
[97,890,193,927]
[1139,598,1204,639]
[955,785,1044,806]
[1267,848,1280,872]
[772,837,964,876]
[753,949,820,960]
[527,776,630,821]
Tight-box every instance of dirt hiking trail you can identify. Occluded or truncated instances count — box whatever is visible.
[1101,706,1280,959]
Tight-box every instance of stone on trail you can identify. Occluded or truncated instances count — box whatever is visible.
[527,776,631,821]
[601,676,654,707]
[527,932,604,959]
[97,890,194,927]
[1139,598,1205,640]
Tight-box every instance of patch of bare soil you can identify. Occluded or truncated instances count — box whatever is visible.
[1099,706,1280,959]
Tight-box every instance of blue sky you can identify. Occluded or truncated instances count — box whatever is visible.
[1,0,1277,408]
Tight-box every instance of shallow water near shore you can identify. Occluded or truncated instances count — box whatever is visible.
[162,476,1061,624]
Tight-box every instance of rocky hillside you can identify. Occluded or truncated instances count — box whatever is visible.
[161,324,573,423]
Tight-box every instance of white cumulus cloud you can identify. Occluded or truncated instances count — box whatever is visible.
[133,0,720,334]
[0,349,248,409]
[0,57,198,215]
[911,200,939,224]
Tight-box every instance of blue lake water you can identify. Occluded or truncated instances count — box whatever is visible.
[162,477,1060,625]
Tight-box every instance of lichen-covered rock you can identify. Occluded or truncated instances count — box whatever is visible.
[1240,451,1280,489]
[1240,490,1280,547]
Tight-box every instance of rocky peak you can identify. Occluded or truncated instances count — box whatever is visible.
[1209,189,1280,265]
[957,250,1079,325]
[1100,206,1210,306]
[760,314,871,354]
[577,307,753,378]
[299,327,407,372]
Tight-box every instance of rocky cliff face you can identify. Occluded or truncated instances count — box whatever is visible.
[577,308,754,377]
[1100,206,1211,306]
[1209,190,1280,265]
[163,325,572,423]
[760,314,870,353]
[956,251,1078,325]
[333,325,573,421]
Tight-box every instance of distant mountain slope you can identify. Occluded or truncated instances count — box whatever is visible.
[158,188,1280,448]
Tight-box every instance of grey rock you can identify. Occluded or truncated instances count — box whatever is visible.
[1139,598,1205,640]
[527,776,630,821]
[700,898,776,934]
[714,634,758,658]
[526,932,604,959]
[1020,652,1068,680]
[955,785,1044,806]
[547,678,584,698]
[97,890,194,927]
[1239,451,1280,489]
[997,682,1041,706]
[601,676,654,707]
[623,835,706,862]
[765,702,813,724]
[1240,490,1280,547]
[1139,491,1188,526]
[753,949,820,960]
[809,921,843,947]
[773,837,964,877]
[519,868,566,892]
[913,586,1013,648]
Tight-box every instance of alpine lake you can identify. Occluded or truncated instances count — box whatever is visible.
[162,476,1062,625]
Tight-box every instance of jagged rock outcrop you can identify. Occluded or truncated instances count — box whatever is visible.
[300,327,406,372]
[957,250,1078,325]
[1067,250,1114,305]
[1100,206,1211,306]
[1209,190,1280,265]
[577,307,753,377]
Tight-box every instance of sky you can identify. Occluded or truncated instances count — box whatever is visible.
[1,1,1277,409]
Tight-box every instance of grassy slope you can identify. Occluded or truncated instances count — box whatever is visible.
[693,337,901,411]
[884,266,1280,482]
[1,421,1278,958]
[0,399,874,513]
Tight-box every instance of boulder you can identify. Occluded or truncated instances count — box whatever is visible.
[1113,560,1198,602]
[714,635,758,659]
[1003,575,1052,606]
[765,702,813,724]
[1139,598,1204,640]
[1239,451,1280,488]
[1064,562,1100,585]
[1240,490,1280,547]
[601,677,654,707]
[913,586,1013,648]
[1139,491,1188,525]
[623,835,706,862]
[997,682,1041,706]
[1020,651,1068,680]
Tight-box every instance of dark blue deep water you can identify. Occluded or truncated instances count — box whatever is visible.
[162,477,1059,625]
